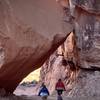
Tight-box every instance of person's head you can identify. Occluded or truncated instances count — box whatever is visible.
[58,78,62,82]
[41,83,46,88]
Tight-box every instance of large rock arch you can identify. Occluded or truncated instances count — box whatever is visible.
[0,0,73,93]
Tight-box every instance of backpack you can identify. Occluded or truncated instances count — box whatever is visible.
[40,92,48,97]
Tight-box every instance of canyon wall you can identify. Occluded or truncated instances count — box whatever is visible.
[40,0,100,96]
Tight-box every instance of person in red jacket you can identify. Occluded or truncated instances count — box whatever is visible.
[55,79,66,96]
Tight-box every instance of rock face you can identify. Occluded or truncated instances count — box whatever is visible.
[68,70,100,97]
[0,0,73,93]
[74,0,100,68]
[57,0,100,69]
[56,0,100,68]
[40,0,100,96]
[66,0,100,96]
[40,33,78,94]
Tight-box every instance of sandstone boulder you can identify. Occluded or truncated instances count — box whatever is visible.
[0,0,73,93]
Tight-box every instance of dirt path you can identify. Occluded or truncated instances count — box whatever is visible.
[0,95,100,100]
[21,95,100,100]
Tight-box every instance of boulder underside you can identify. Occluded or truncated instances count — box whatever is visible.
[0,0,72,93]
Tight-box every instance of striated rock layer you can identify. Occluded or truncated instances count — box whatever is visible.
[0,0,73,93]
[57,0,100,69]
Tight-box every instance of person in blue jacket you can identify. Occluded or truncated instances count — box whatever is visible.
[38,83,49,100]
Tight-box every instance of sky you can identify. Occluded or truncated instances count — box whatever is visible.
[22,68,41,82]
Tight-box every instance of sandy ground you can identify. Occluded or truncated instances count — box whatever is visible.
[13,86,100,100]
[14,85,38,96]
[0,95,100,100]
